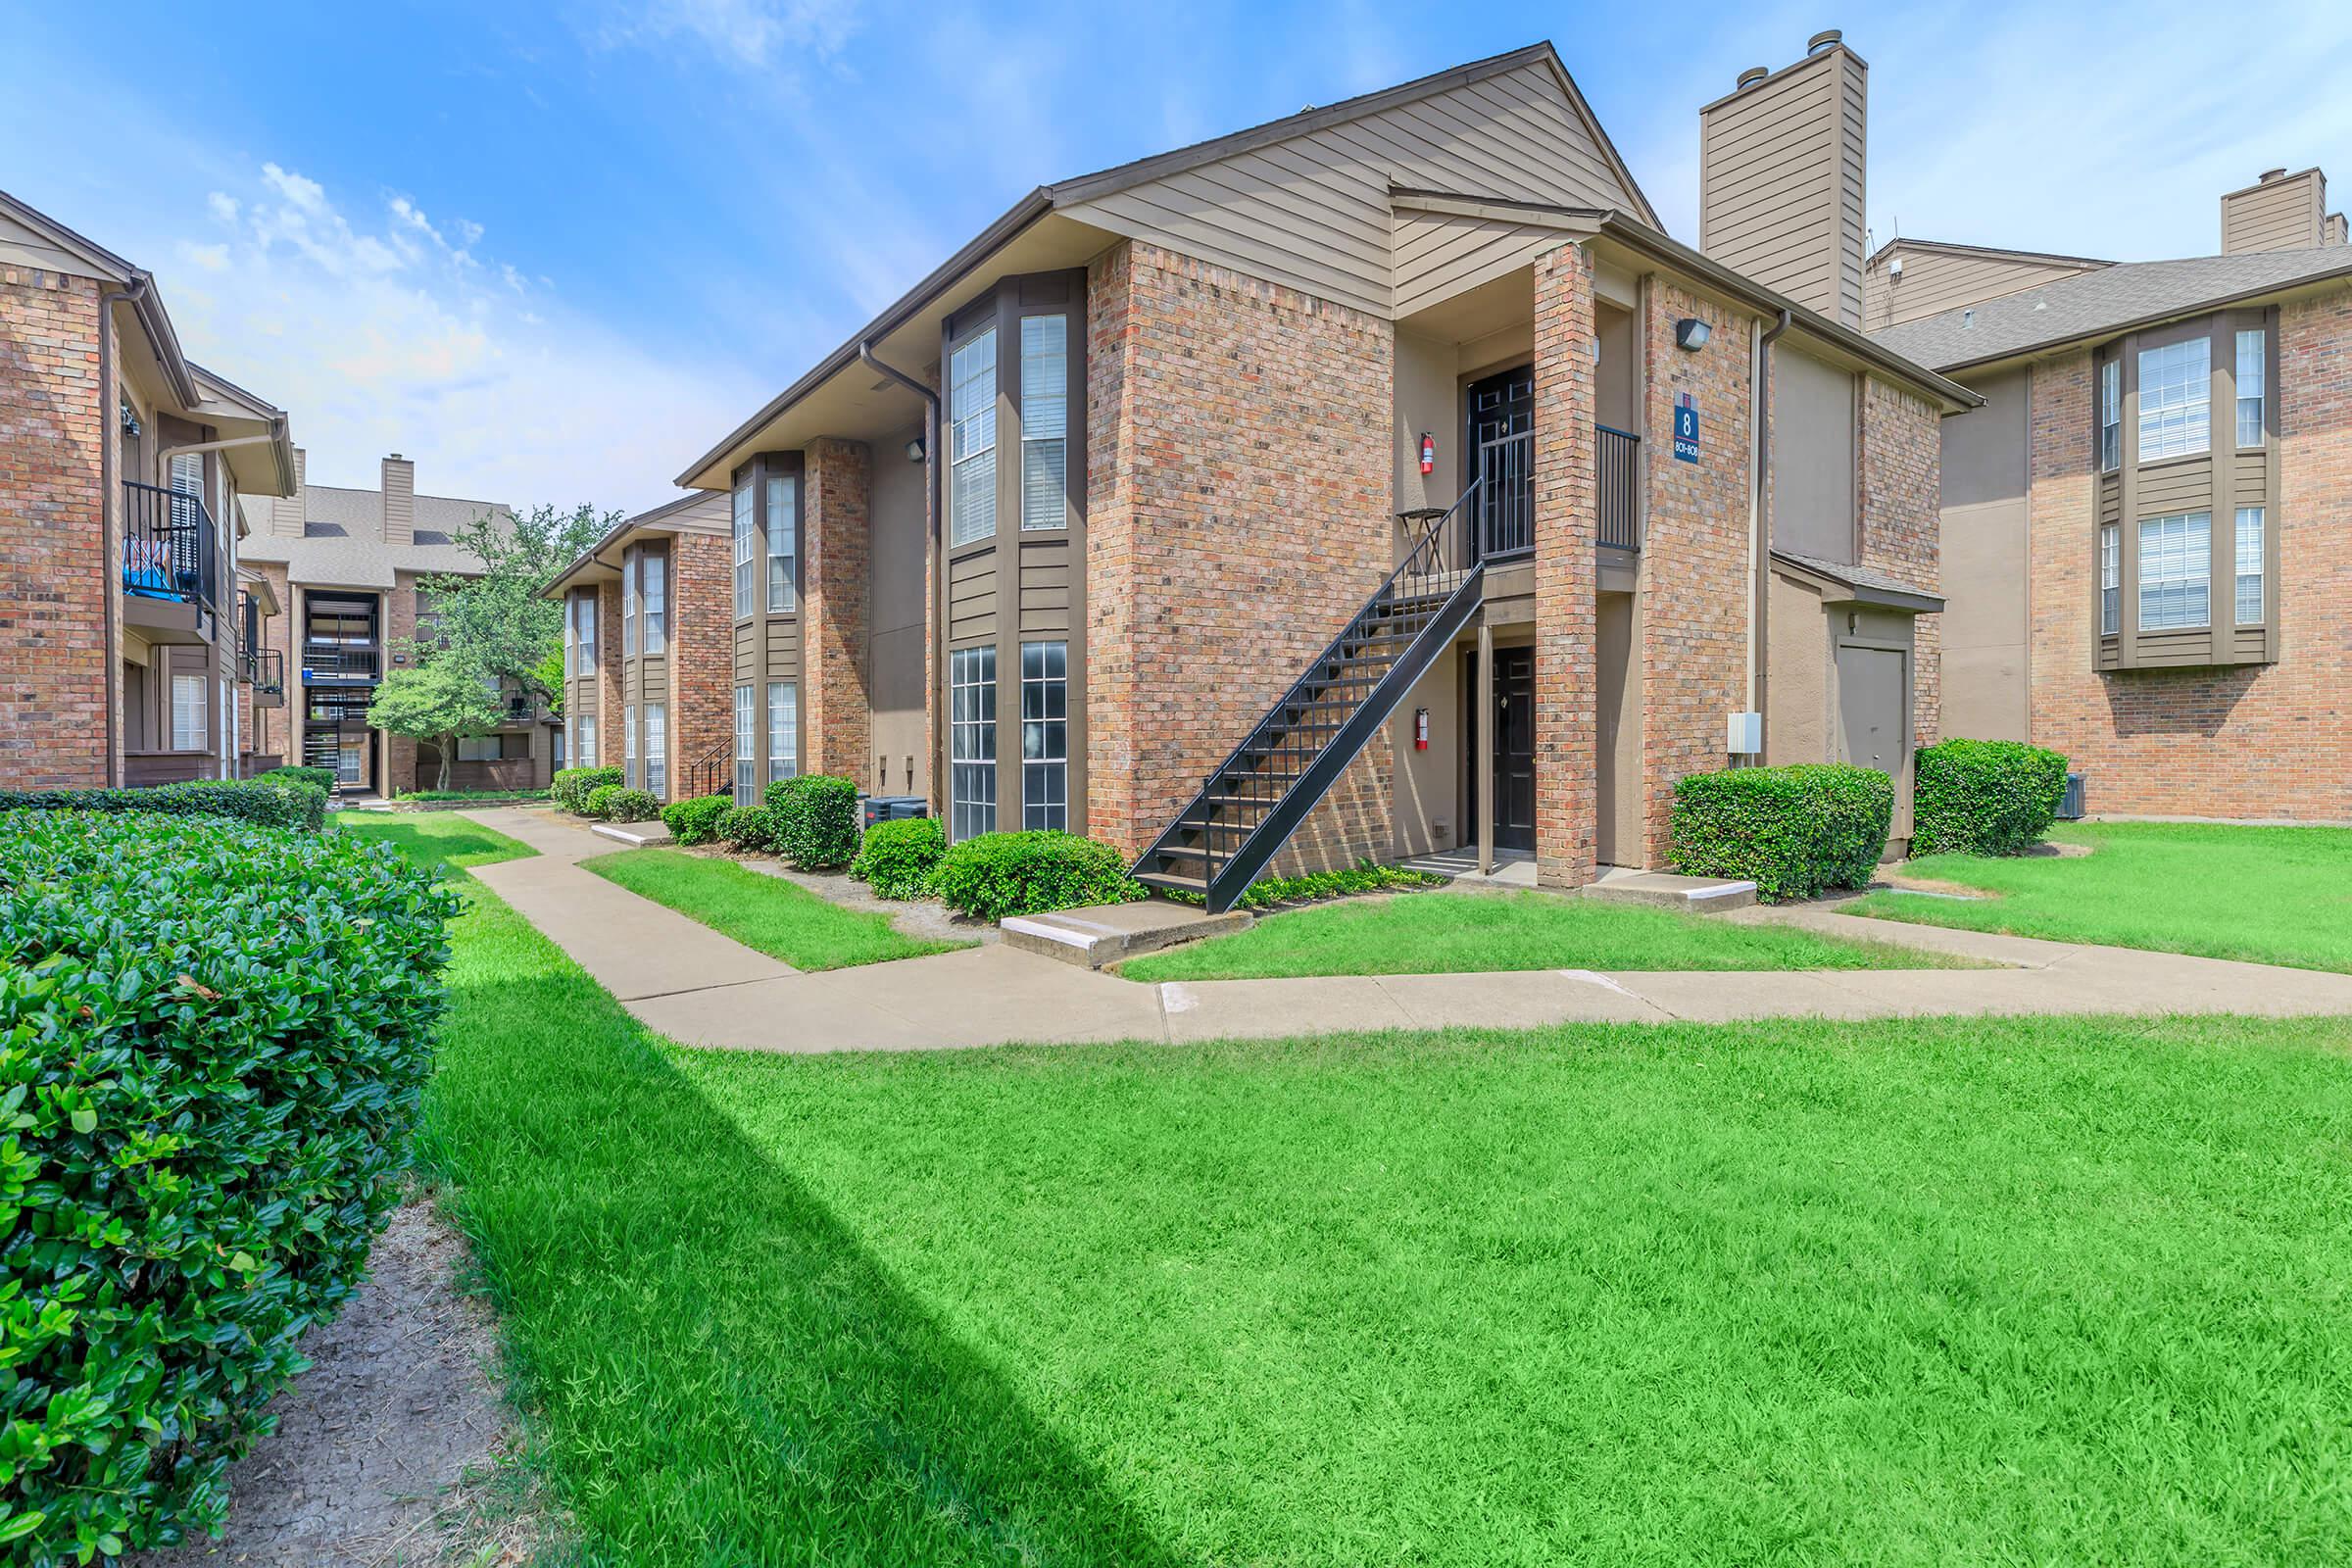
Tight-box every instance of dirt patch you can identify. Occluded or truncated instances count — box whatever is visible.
[135,1197,560,1568]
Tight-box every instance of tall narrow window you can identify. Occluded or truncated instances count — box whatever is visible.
[172,670,206,751]
[1020,640,1067,829]
[643,552,666,655]
[1020,316,1068,530]
[644,702,666,798]
[2136,337,2210,461]
[2099,358,2121,471]
[564,593,579,677]
[622,553,640,656]
[2138,511,2211,630]
[2235,328,2266,448]
[950,326,998,546]
[575,592,596,672]
[624,702,638,789]
[2235,507,2265,623]
[766,681,798,784]
[733,684,756,803]
[2099,523,2121,635]
[950,646,997,838]
[577,713,597,767]
[765,473,798,612]
[732,475,756,617]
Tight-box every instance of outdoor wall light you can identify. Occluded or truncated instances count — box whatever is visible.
[905,436,927,462]
[1674,317,1712,352]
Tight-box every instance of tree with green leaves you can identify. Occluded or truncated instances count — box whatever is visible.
[411,503,617,710]
[367,659,507,792]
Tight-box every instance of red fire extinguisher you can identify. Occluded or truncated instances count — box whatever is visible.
[1418,433,1436,475]
[1414,708,1430,751]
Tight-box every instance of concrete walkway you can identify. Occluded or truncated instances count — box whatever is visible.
[461,810,2352,1054]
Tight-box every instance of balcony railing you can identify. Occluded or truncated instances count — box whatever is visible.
[1467,424,1642,562]
[122,481,219,612]
[302,644,380,681]
[1596,424,1641,551]
[249,648,286,706]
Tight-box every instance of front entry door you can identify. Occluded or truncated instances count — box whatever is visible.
[1466,366,1535,558]
[1492,645,1536,852]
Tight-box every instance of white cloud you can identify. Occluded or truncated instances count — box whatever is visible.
[588,0,863,68]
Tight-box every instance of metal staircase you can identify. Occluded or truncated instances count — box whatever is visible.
[1132,482,1488,912]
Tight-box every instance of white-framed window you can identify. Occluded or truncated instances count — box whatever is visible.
[950,645,997,839]
[645,702,666,798]
[171,670,206,751]
[2136,337,2210,462]
[643,551,666,656]
[623,702,638,788]
[2235,506,2265,624]
[1020,316,1068,531]
[2235,328,2266,448]
[2138,511,2211,630]
[950,325,998,547]
[572,591,597,674]
[2099,523,2120,636]
[766,681,798,784]
[564,595,579,677]
[2099,358,2121,471]
[765,474,798,612]
[1020,640,1067,830]
[732,475,756,618]
[577,713,597,767]
[734,683,755,804]
[621,552,640,657]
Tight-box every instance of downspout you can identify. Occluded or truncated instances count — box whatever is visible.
[858,339,941,804]
[1747,308,1791,761]
[98,277,152,787]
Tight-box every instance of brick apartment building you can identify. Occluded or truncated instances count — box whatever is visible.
[1872,167,2352,821]
[0,189,300,789]
[240,453,559,796]
[586,34,1976,908]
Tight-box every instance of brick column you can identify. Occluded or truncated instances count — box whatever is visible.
[671,532,734,794]
[382,577,419,793]
[1858,374,1942,747]
[597,578,624,770]
[1531,243,1599,889]
[803,436,872,784]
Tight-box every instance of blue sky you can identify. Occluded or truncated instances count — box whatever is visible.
[7,1,2347,513]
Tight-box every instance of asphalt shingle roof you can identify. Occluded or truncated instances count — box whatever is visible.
[238,484,511,589]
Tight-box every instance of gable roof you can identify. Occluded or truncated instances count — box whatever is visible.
[1866,235,2113,271]
[1874,245,2352,371]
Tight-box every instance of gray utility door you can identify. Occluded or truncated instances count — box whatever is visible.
[1835,646,1906,776]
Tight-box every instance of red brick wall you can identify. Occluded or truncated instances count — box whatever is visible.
[250,563,293,765]
[1083,240,1396,872]
[382,578,419,793]
[0,267,109,788]
[671,531,734,796]
[597,578,624,775]
[2027,306,2351,819]
[1858,374,1943,747]
[1531,244,1599,888]
[804,437,872,784]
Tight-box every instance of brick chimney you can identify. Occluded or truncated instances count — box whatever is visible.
[270,446,308,536]
[380,453,416,545]
[1699,29,1868,327]
[2221,167,2339,254]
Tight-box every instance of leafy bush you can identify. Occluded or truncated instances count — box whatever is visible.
[849,816,945,899]
[662,794,733,847]
[258,764,336,795]
[0,777,324,834]
[551,765,622,815]
[1669,764,1894,903]
[583,783,624,819]
[600,788,661,824]
[930,830,1148,922]
[715,804,779,854]
[765,774,860,870]
[1161,859,1448,909]
[0,808,456,1556]
[1912,739,2070,857]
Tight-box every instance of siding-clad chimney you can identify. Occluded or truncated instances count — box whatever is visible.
[380,453,415,545]
[1699,29,1868,327]
[270,446,308,536]
[2221,167,2338,253]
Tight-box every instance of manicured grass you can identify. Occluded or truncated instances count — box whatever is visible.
[1121,888,1962,981]
[334,810,536,872]
[1850,820,2352,973]
[580,846,965,970]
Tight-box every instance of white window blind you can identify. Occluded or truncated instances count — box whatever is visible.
[643,552,666,655]
[2234,507,2264,624]
[171,671,206,751]
[1020,316,1067,531]
[2099,523,2120,636]
[2136,337,2210,462]
[577,714,597,767]
[950,327,998,546]
[2235,329,2266,448]
[2099,359,2121,471]
[2138,512,2211,630]
[765,474,798,612]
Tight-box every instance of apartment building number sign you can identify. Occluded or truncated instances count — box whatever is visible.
[1672,392,1700,464]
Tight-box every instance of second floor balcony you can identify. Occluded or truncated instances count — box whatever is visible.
[301,643,380,683]
[121,480,220,614]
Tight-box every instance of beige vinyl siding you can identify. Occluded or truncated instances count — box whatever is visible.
[1061,60,1642,317]
[1864,247,2107,330]
[1698,46,1867,325]
[1392,207,1576,318]
[2221,171,2326,255]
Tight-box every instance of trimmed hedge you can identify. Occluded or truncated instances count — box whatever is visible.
[716,804,779,854]
[599,787,661,824]
[0,778,324,835]
[930,830,1148,922]
[1912,738,2070,857]
[257,765,336,795]
[662,794,732,847]
[765,774,860,869]
[850,816,945,899]
[551,765,622,815]
[0,808,456,1556]
[1668,764,1894,903]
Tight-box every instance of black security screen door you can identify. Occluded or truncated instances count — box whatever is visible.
[1467,365,1535,560]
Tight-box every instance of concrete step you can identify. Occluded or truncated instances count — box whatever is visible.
[1581,870,1756,914]
[590,820,673,849]
[1002,899,1251,969]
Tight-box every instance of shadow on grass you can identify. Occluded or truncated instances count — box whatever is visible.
[336,817,536,874]
[419,884,1180,1564]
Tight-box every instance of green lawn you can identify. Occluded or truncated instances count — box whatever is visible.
[334,810,537,872]
[1122,889,1963,981]
[382,820,2352,1564]
[580,846,965,970]
[1850,821,2352,973]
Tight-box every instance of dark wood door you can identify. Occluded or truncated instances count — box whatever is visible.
[1493,644,1536,852]
[1466,365,1535,558]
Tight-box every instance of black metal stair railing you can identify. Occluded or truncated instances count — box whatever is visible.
[682,738,732,801]
[1131,481,1489,912]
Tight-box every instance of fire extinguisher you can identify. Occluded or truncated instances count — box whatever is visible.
[1418,433,1436,475]
[1414,708,1430,751]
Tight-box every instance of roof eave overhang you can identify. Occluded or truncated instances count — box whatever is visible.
[1770,551,1943,613]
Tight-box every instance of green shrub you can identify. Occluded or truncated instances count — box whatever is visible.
[551,765,622,814]
[850,816,945,899]
[1161,859,1448,909]
[601,788,661,824]
[395,789,549,804]
[258,764,336,795]
[0,777,324,834]
[583,783,624,819]
[1669,764,1894,903]
[716,804,779,854]
[0,808,456,1555]
[1912,738,2070,857]
[662,794,733,847]
[765,774,860,870]
[930,830,1148,922]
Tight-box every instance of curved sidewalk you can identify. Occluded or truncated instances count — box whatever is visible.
[461,810,2352,1054]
